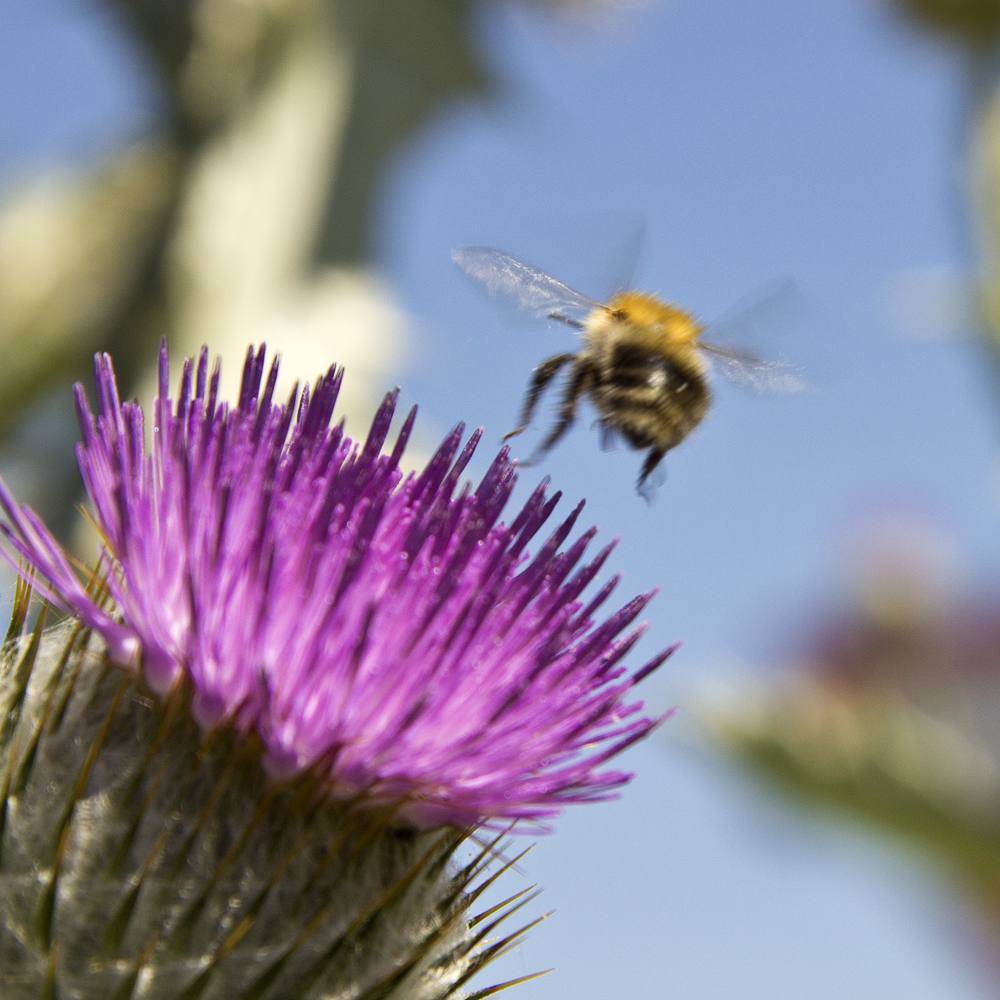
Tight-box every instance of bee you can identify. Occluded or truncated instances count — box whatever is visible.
[453,246,806,499]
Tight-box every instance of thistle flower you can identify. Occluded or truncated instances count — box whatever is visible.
[0,340,670,827]
[0,343,671,998]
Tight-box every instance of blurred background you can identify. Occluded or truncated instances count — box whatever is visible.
[7,0,1000,996]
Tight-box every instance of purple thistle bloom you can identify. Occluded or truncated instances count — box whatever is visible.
[0,342,673,826]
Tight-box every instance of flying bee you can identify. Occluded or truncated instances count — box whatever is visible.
[453,246,807,499]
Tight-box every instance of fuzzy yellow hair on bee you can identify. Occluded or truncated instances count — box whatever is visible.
[605,291,704,347]
[453,246,805,500]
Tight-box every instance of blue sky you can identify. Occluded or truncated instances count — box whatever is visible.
[5,1,1000,996]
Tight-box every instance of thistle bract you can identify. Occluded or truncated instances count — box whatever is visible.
[0,602,543,1000]
[0,342,672,827]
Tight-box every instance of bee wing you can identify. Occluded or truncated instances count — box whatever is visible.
[698,279,830,394]
[453,246,602,326]
[699,342,808,395]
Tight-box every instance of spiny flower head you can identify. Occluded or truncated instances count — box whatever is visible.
[0,342,673,826]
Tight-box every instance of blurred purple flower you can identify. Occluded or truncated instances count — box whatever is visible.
[0,342,673,826]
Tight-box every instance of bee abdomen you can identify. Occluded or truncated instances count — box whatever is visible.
[591,348,710,453]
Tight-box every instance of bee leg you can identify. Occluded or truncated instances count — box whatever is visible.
[503,353,577,442]
[523,359,592,465]
[636,447,667,503]
[547,312,586,330]
[595,419,621,452]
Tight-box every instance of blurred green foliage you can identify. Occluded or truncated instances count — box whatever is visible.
[702,679,1000,922]
[0,0,501,539]
[893,0,1000,45]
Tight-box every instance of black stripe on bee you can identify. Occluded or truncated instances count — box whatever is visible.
[605,344,685,391]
